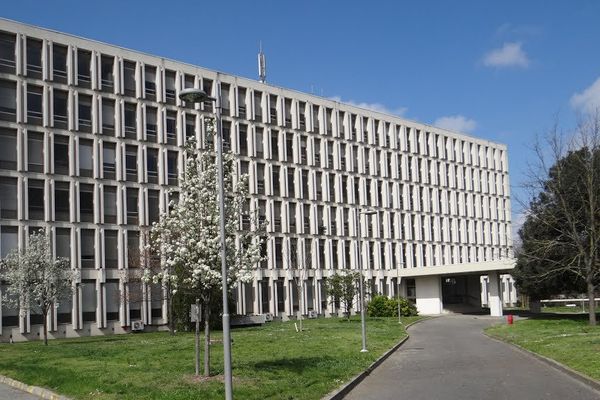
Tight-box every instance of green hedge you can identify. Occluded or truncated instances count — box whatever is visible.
[367,295,418,317]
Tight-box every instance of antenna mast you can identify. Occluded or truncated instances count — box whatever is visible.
[258,42,266,83]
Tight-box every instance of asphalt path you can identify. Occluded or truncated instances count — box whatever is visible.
[345,315,600,400]
[0,383,41,400]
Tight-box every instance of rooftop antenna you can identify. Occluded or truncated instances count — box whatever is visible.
[258,41,266,83]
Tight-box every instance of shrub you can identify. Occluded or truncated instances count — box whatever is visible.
[367,295,418,317]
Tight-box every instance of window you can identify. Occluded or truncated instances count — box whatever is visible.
[145,66,156,100]
[146,147,158,183]
[185,114,196,142]
[27,131,44,172]
[79,139,93,177]
[270,131,278,160]
[101,55,114,92]
[54,181,70,221]
[78,94,92,132]
[53,89,68,129]
[104,230,118,268]
[125,145,137,181]
[0,128,17,169]
[146,107,157,142]
[101,98,115,135]
[103,186,117,223]
[126,187,138,224]
[27,85,43,123]
[26,38,42,78]
[272,166,280,196]
[167,151,178,185]
[79,184,94,222]
[55,228,70,258]
[0,31,16,73]
[80,229,95,268]
[287,168,295,198]
[255,128,264,158]
[239,125,247,156]
[165,70,176,104]
[28,179,45,220]
[0,177,17,218]
[124,103,136,139]
[77,50,91,88]
[166,111,176,144]
[123,61,136,97]
[102,142,116,179]
[0,79,16,121]
[54,135,69,175]
[148,190,160,224]
[52,44,68,83]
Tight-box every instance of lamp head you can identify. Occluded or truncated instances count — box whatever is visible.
[179,88,214,103]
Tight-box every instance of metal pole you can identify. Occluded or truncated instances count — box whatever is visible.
[397,270,402,325]
[357,211,368,353]
[195,298,200,376]
[214,80,234,399]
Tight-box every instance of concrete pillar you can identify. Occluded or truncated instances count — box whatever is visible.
[254,279,261,315]
[271,279,278,316]
[415,276,443,315]
[284,279,292,317]
[488,271,503,317]
[315,279,322,314]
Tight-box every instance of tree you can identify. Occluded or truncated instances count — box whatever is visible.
[0,229,75,345]
[515,115,600,325]
[149,118,265,376]
[283,238,311,331]
[326,271,361,320]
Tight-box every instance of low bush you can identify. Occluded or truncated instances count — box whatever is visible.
[367,295,418,317]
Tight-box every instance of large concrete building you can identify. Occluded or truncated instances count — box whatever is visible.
[0,19,514,341]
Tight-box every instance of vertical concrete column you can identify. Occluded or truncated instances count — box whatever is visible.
[315,279,322,314]
[283,279,292,317]
[270,278,278,316]
[254,279,262,315]
[488,271,503,317]
[415,276,443,315]
[303,279,309,314]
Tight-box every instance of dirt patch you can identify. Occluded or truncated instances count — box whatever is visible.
[184,374,250,385]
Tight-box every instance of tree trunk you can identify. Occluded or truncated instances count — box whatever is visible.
[203,303,211,377]
[167,290,175,336]
[42,308,48,346]
[587,280,597,326]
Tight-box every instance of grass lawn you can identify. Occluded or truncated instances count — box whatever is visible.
[0,316,420,400]
[486,316,600,381]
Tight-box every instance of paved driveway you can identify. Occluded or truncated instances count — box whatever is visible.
[0,382,42,400]
[345,315,600,400]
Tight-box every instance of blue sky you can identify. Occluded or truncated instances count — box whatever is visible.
[3,1,600,235]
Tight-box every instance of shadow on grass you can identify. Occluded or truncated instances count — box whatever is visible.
[503,310,599,321]
[253,356,334,373]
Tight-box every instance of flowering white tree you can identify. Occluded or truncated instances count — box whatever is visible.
[149,118,265,376]
[0,229,74,345]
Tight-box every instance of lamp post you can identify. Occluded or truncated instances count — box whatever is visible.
[356,209,378,353]
[179,84,233,400]
[397,262,404,324]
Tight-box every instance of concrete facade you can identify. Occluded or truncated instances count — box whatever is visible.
[0,19,514,341]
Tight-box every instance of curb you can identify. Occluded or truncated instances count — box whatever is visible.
[0,375,71,400]
[322,317,431,400]
[483,331,600,394]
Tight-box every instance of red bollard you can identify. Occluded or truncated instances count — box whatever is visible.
[507,314,514,325]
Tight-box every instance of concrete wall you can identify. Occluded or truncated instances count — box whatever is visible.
[415,276,443,315]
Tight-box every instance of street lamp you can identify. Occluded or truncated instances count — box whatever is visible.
[179,85,233,400]
[356,209,378,353]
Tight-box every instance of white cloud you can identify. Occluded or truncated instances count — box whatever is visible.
[570,77,600,115]
[482,42,530,68]
[330,96,407,116]
[433,115,477,133]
